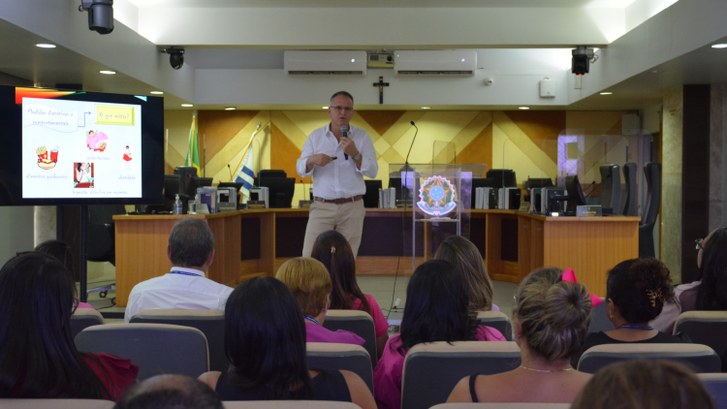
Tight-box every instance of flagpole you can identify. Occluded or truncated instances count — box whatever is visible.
[232,122,264,177]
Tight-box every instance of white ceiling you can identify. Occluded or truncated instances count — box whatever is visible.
[1,0,726,111]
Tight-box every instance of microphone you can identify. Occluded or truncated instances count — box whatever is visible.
[227,164,233,181]
[341,125,349,160]
[404,121,418,165]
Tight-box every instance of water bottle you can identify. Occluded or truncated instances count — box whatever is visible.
[174,194,183,215]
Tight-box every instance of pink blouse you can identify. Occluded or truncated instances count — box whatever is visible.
[373,325,505,409]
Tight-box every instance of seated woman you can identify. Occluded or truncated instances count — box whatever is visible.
[434,234,498,312]
[652,226,727,332]
[0,252,138,399]
[573,258,689,367]
[311,230,389,356]
[198,277,375,409]
[572,359,715,409]
[448,267,592,404]
[276,257,364,346]
[374,259,505,409]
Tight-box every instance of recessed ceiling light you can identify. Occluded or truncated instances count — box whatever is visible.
[711,43,727,49]
[35,43,56,49]
[99,70,116,75]
[421,106,431,110]
[181,103,194,108]
[600,91,613,95]
[150,91,164,95]
[518,106,530,110]
[224,107,236,111]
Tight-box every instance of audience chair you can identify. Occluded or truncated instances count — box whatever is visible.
[74,323,209,380]
[698,373,727,409]
[0,399,115,409]
[587,302,614,333]
[71,308,104,339]
[306,342,373,393]
[401,341,521,409]
[674,310,727,355]
[129,309,227,372]
[476,310,513,340]
[223,401,361,409]
[324,309,378,364]
[577,343,721,374]
[430,403,571,409]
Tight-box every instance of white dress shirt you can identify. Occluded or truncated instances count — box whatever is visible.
[296,124,378,199]
[124,266,234,322]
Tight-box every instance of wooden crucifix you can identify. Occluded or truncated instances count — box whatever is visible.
[372,76,389,104]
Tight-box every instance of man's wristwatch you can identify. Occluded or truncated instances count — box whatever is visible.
[352,152,362,161]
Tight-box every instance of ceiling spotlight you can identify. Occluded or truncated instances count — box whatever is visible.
[78,0,114,35]
[571,46,595,75]
[161,47,185,70]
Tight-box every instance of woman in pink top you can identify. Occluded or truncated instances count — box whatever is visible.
[373,259,505,409]
[311,230,389,356]
[276,257,365,346]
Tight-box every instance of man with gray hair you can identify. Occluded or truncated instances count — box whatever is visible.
[124,218,233,322]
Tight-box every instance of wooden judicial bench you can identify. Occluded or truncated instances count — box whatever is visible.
[113,209,639,307]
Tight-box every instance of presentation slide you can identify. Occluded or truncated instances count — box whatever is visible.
[21,97,142,199]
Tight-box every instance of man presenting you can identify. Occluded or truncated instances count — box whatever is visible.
[297,91,378,257]
[124,218,233,322]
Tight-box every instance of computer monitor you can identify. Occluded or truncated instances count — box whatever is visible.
[198,177,213,187]
[486,169,517,189]
[470,177,493,209]
[564,175,587,215]
[258,177,295,208]
[363,179,382,208]
[524,178,554,202]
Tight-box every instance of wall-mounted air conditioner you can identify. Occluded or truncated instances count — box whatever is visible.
[284,51,367,75]
[394,50,477,76]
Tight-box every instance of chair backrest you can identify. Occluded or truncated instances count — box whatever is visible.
[71,308,104,339]
[401,341,521,409]
[324,309,378,364]
[577,343,721,374]
[74,323,209,380]
[476,310,513,340]
[622,162,638,216]
[0,399,115,409]
[599,163,622,215]
[306,342,373,393]
[130,309,227,372]
[639,162,661,258]
[430,403,571,409]
[223,401,362,409]
[698,373,727,409]
[587,301,614,333]
[674,310,727,355]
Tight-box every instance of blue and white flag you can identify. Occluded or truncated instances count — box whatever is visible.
[235,148,255,203]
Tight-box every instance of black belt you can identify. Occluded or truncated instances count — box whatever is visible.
[313,195,363,204]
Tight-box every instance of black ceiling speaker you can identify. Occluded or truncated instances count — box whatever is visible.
[162,47,185,70]
[78,0,114,35]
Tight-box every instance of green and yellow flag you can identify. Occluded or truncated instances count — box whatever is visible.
[185,112,201,173]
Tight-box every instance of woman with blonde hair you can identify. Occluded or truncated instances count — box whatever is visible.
[434,235,497,311]
[276,257,364,346]
[448,267,592,404]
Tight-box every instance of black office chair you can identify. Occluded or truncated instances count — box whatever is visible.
[622,162,638,216]
[639,162,661,258]
[86,205,126,298]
